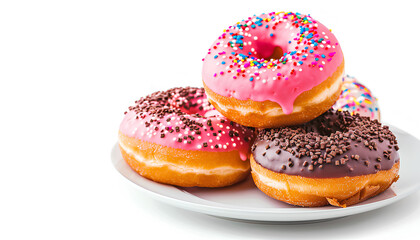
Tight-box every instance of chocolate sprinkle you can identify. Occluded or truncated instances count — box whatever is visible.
[123,87,255,151]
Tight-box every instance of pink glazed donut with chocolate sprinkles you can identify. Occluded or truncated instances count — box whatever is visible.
[202,11,345,128]
[119,87,255,187]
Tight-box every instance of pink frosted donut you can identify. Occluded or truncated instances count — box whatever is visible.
[202,11,345,128]
[118,87,255,187]
[333,75,380,121]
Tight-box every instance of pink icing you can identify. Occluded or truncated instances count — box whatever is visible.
[333,75,380,120]
[119,87,255,160]
[202,12,344,114]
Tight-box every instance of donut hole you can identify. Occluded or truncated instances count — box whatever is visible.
[266,46,284,61]
[168,91,217,117]
[255,42,284,61]
[303,112,351,137]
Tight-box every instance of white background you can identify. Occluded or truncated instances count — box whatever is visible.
[1,0,419,239]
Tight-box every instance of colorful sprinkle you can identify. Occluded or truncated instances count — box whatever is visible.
[333,75,380,120]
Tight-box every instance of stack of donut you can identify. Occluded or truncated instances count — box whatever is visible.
[119,11,399,207]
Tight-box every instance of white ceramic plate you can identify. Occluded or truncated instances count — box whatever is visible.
[111,125,420,223]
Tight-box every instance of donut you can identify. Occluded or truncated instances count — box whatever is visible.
[202,11,345,128]
[118,87,255,188]
[333,75,380,120]
[250,109,400,207]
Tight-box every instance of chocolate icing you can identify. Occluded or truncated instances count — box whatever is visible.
[252,110,399,178]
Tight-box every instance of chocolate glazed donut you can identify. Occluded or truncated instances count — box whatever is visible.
[250,110,400,207]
